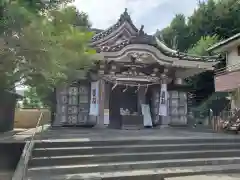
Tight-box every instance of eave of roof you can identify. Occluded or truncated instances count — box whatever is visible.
[97,34,221,62]
[207,33,240,52]
[154,37,220,62]
[91,28,103,34]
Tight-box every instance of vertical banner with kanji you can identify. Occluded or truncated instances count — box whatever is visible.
[104,109,109,125]
[159,83,168,116]
[89,81,99,116]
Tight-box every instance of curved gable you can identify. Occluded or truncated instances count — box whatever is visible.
[100,44,217,70]
[91,9,139,47]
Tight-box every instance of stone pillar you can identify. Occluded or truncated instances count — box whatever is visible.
[95,79,105,128]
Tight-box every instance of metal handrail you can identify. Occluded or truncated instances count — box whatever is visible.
[12,112,44,180]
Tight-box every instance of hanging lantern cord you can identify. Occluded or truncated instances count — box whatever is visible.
[123,85,128,92]
[145,85,149,94]
[112,82,118,90]
[135,84,140,93]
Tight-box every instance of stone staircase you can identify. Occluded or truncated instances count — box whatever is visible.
[26,138,240,180]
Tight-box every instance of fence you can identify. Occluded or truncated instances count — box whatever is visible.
[211,110,239,132]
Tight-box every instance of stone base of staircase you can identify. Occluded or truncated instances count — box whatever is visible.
[25,134,240,180]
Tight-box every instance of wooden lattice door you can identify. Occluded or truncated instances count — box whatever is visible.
[57,83,90,126]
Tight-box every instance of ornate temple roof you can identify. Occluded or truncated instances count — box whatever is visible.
[91,8,138,42]
[91,9,221,63]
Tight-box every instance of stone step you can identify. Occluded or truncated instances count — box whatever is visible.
[27,164,240,180]
[32,142,240,157]
[29,149,240,167]
[27,157,240,176]
[33,138,240,148]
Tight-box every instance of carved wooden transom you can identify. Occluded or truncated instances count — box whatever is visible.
[97,55,170,85]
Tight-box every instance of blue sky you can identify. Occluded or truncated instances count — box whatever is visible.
[74,0,204,34]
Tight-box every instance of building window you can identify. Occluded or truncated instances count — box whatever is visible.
[238,45,240,56]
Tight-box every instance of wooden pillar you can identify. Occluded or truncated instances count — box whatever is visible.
[104,82,110,126]
[137,87,146,114]
[104,82,110,109]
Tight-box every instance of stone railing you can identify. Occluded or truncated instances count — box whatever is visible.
[12,112,43,180]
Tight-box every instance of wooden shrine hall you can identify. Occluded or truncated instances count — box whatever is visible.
[53,9,221,129]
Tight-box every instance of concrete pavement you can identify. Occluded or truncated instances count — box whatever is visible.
[0,125,50,143]
[167,174,240,180]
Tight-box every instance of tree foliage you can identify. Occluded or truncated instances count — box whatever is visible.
[0,1,95,105]
[186,36,219,96]
[188,35,219,56]
[22,87,43,108]
[156,14,189,52]
[157,0,240,106]
[17,0,72,13]
[159,0,240,51]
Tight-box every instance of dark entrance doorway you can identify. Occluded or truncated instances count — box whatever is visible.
[109,85,138,129]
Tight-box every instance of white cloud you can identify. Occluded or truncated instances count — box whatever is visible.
[74,0,167,30]
[74,0,126,29]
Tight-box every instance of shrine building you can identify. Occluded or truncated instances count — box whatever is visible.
[52,9,220,129]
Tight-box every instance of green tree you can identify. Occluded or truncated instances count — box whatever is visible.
[187,0,217,45]
[186,35,219,105]
[156,14,189,51]
[0,2,95,106]
[158,0,240,53]
[157,0,240,106]
[188,35,219,56]
[17,0,72,13]
[187,0,240,45]
[22,87,43,108]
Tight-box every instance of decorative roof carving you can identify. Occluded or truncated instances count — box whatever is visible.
[119,8,132,23]
[91,8,138,42]
[128,52,152,63]
[97,34,221,62]
[138,25,145,36]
